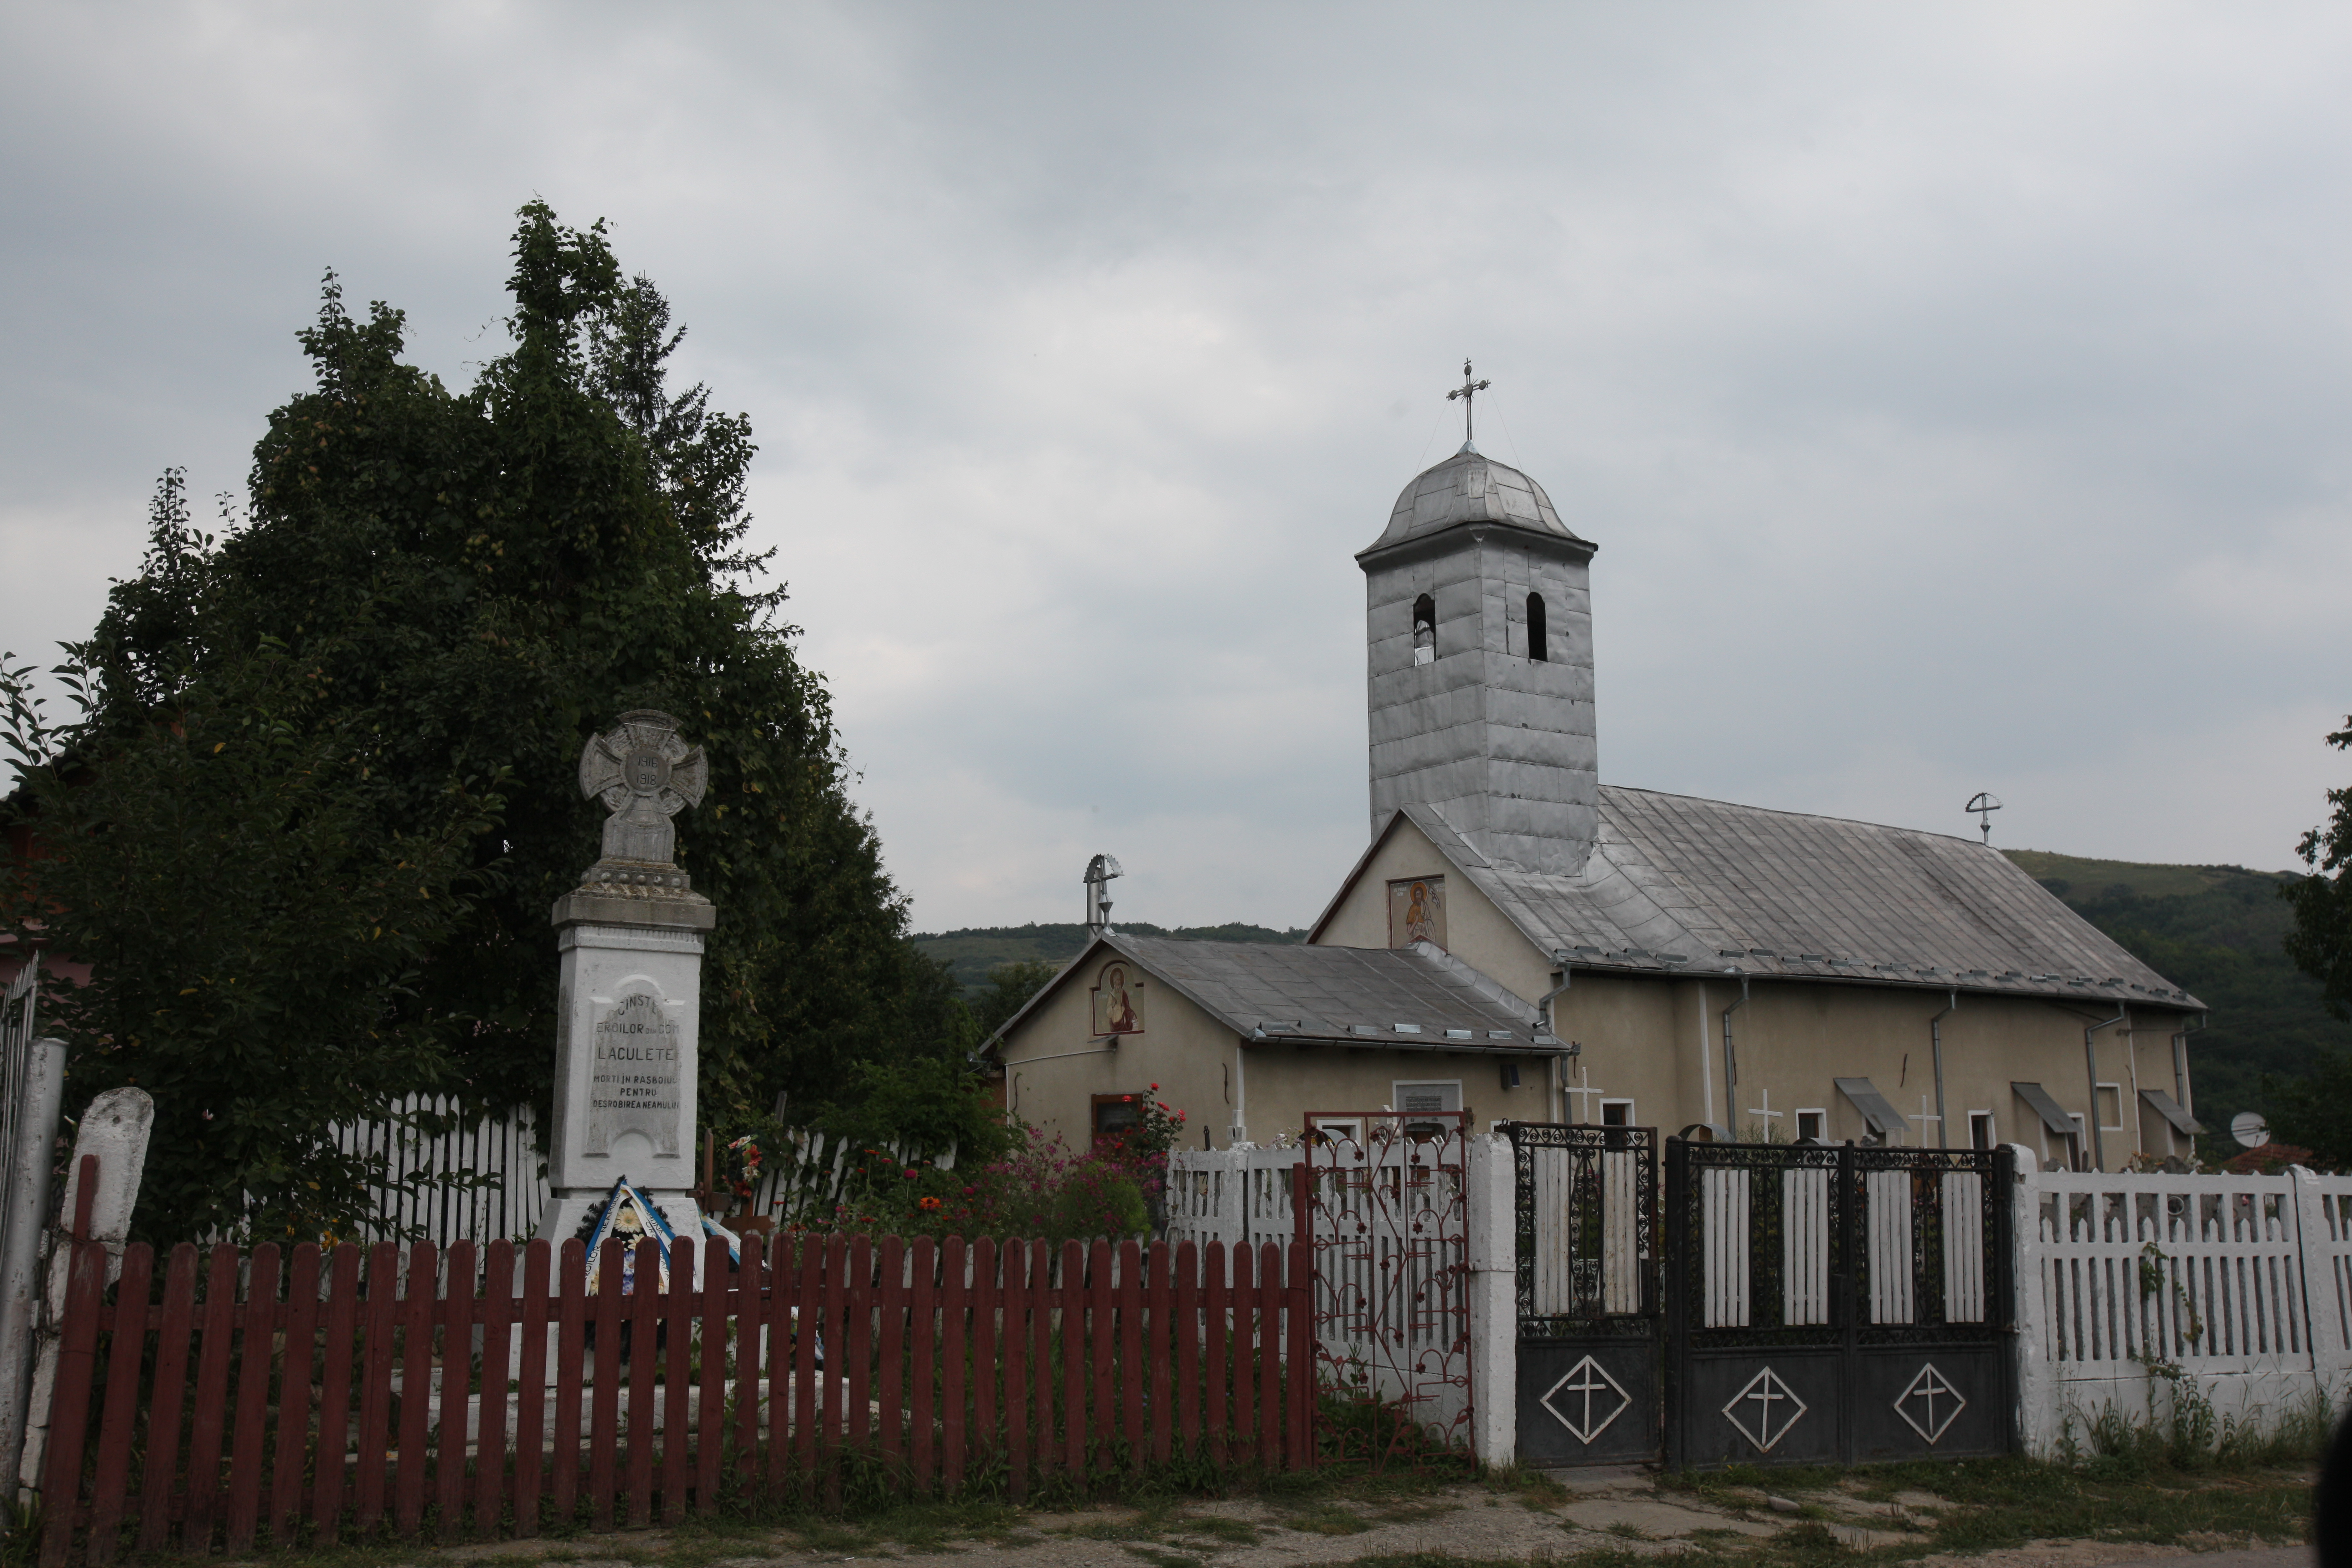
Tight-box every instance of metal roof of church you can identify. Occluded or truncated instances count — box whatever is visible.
[995,931,1551,1053]
[1315,791,2203,1010]
[1360,445,1591,558]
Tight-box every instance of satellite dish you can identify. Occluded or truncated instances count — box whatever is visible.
[2229,1111,2269,1149]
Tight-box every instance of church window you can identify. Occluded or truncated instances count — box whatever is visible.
[1968,1110,1996,1150]
[1411,594,1436,666]
[1600,1098,1634,1127]
[1794,1108,1826,1142]
[1527,592,1547,662]
[2095,1083,2125,1132]
[1092,1093,1143,1148]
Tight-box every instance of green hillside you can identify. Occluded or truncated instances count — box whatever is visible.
[910,921,1305,993]
[2003,849,2349,1145]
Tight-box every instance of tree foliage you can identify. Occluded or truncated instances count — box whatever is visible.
[2284,715,2352,1021]
[7,204,970,1240]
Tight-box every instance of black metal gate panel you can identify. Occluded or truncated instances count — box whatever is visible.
[1664,1140,2014,1469]
[1504,1123,1661,1466]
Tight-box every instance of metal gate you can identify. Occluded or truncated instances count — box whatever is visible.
[1664,1139,2014,1467]
[1504,1122,1661,1466]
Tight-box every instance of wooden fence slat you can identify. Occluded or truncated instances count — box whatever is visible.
[355,1242,400,1536]
[313,1244,362,1542]
[1173,1240,1199,1463]
[1287,1238,1313,1470]
[846,1236,872,1456]
[394,1242,438,1540]
[1147,1240,1171,1465]
[971,1237,997,1483]
[1060,1239,1084,1475]
[941,1237,967,1491]
[698,1236,727,1514]
[181,1245,241,1549]
[437,1240,477,1535]
[516,1240,554,1538]
[771,1234,800,1495]
[820,1235,847,1509]
[877,1237,905,1474]
[269,1245,320,1548]
[1203,1242,1226,1469]
[224,1243,279,1551]
[1002,1240,1027,1502]
[1117,1239,1143,1466]
[1228,1243,1253,1465]
[1031,1240,1054,1479]
[735,1234,766,1496]
[85,1243,155,1565]
[477,1241,516,1536]
[35,1238,107,1568]
[626,1240,658,1528]
[1088,1240,1114,1472]
[1256,1243,1280,1467]
[662,1239,695,1520]
[908,1237,935,1491]
[589,1242,623,1530]
[553,1240,588,1527]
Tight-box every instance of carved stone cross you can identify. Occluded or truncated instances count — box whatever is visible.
[578,710,709,872]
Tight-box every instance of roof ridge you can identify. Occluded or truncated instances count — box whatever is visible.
[1601,783,1988,848]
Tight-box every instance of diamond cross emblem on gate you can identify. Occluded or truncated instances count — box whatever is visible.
[1540,1355,1631,1444]
[1722,1366,1808,1453]
[1894,1362,1966,1444]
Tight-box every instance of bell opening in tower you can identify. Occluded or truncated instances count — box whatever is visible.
[1527,591,1547,662]
[1411,593,1436,666]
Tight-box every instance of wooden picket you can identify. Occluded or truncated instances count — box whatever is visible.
[38,1232,1315,1565]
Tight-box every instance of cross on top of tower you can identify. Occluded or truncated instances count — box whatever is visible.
[1446,358,1491,451]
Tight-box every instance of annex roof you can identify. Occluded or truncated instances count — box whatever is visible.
[983,931,1559,1057]
[1310,787,2203,1011]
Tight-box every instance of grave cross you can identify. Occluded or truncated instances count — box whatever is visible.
[1746,1087,1784,1138]
[1563,1070,1609,1124]
[1908,1093,1942,1148]
[1446,358,1491,447]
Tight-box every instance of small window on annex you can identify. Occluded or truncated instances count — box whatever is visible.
[2095,1083,2126,1132]
[1411,593,1436,666]
[1969,1111,1996,1150]
[1527,592,1548,662]
[1092,1093,1143,1149]
[1600,1099,1634,1127]
[1794,1108,1826,1143]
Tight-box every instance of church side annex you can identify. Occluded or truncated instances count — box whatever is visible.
[988,373,2204,1172]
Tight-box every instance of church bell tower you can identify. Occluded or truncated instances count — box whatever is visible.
[1359,370,1599,875]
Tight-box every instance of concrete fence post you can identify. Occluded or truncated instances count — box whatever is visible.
[16,1087,153,1503]
[2289,1165,2351,1408]
[1465,1133,1516,1466]
[2005,1145,2060,1458]
[0,1037,66,1501]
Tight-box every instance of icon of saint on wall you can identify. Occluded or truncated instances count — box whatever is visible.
[1091,962,1145,1035]
[1387,876,1447,949]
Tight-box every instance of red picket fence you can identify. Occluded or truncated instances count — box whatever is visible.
[37,1231,1313,1564]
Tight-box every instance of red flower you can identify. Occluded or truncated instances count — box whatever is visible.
[919,1195,942,1211]
[905,1168,919,1179]
[1149,1083,1159,1091]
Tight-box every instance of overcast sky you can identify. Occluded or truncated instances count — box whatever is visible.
[6,3,2350,932]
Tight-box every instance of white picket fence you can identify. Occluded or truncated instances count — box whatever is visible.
[2013,1153,2352,1455]
[1164,1144,1303,1250]
[329,1096,548,1244]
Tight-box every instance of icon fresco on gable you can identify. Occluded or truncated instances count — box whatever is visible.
[1091,963,1144,1036]
[1387,876,1446,949]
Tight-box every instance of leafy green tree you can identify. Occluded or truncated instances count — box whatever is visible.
[3,583,503,1241]
[2285,716,2352,1020]
[970,958,1061,1039]
[16,203,963,1183]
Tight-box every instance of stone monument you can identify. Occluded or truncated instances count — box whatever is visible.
[539,711,717,1249]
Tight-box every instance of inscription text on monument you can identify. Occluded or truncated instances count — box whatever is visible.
[585,992,681,1157]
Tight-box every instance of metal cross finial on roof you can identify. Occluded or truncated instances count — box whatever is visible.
[1965,792,2003,846]
[1446,358,1491,449]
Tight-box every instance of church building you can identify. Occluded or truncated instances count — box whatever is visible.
[986,413,2204,1173]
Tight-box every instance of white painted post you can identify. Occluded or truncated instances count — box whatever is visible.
[2006,1145,2060,1458]
[1465,1133,1516,1466]
[0,1035,65,1498]
[17,1088,155,1500]
[2290,1166,2352,1406]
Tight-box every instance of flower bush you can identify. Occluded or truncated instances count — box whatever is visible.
[1096,1082,1187,1212]
[804,1127,1147,1245]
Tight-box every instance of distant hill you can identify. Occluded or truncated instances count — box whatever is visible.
[910,921,1305,993]
[2003,849,2349,1148]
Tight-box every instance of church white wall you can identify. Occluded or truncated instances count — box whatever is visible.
[1312,816,1554,1005]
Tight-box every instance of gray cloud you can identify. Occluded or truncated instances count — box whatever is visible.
[5,2,2349,931]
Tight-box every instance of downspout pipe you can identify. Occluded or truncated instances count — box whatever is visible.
[1720,974,1750,1140]
[2171,1014,2205,1117]
[1927,990,1957,1149]
[2082,1008,2128,1171]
